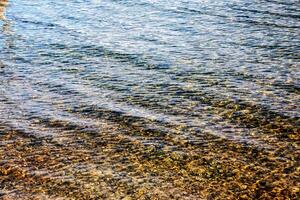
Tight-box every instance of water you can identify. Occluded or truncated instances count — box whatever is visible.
[0,0,299,199]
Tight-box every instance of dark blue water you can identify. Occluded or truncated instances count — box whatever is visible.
[0,0,299,199]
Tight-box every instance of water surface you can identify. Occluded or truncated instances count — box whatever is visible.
[0,0,299,199]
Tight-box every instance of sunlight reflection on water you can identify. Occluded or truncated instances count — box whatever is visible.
[0,0,299,199]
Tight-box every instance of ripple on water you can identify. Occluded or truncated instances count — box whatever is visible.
[0,0,299,199]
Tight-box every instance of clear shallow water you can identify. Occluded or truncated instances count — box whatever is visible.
[0,0,299,199]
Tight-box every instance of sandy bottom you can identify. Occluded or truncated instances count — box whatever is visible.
[0,117,299,200]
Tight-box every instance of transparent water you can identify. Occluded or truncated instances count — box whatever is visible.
[0,0,299,199]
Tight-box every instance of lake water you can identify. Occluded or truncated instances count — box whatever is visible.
[0,0,299,199]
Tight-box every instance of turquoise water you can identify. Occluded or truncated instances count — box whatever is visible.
[0,0,299,199]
